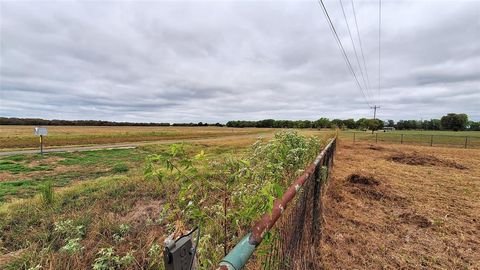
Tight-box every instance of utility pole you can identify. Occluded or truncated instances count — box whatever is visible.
[371,105,380,119]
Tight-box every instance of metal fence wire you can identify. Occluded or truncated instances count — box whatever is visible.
[218,138,337,270]
[350,132,480,149]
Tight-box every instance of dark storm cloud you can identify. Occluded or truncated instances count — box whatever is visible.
[1,0,479,122]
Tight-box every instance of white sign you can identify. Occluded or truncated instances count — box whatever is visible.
[34,127,48,136]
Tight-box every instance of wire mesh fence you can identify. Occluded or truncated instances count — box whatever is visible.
[218,138,337,270]
[262,140,335,270]
[348,132,480,149]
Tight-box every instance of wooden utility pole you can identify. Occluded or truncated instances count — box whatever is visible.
[371,105,380,119]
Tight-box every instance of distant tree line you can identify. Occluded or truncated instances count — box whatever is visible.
[226,118,384,130]
[227,113,479,131]
[392,114,478,131]
[2,113,478,131]
[0,117,224,127]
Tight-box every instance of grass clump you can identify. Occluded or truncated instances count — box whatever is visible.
[40,181,54,205]
[112,163,129,173]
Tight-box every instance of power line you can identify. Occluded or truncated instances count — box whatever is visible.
[315,0,372,108]
[339,0,372,102]
[350,0,372,100]
[377,0,382,106]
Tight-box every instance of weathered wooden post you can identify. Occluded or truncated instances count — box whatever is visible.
[401,134,404,144]
[375,133,378,143]
[465,137,468,149]
[353,132,356,143]
[430,135,433,147]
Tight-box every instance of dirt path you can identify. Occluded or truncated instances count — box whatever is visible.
[0,133,270,156]
[319,141,480,269]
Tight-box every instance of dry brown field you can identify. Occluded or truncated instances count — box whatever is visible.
[0,126,274,150]
[320,140,480,269]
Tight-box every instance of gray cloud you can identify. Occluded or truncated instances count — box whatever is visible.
[1,0,479,123]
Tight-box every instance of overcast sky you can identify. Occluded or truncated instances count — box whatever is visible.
[1,0,479,123]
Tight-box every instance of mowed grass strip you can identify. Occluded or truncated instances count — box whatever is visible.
[0,147,151,204]
[0,136,263,204]
[319,141,480,269]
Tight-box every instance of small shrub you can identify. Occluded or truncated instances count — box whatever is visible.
[40,181,54,205]
[148,243,162,268]
[54,219,85,239]
[112,163,129,173]
[60,238,84,254]
[92,247,134,270]
[113,224,130,243]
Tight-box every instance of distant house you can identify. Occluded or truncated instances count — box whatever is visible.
[383,127,395,132]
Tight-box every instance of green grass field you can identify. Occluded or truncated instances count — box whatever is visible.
[0,148,149,203]
[338,130,480,148]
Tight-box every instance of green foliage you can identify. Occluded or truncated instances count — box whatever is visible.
[40,181,54,205]
[469,121,480,131]
[140,130,325,269]
[54,219,85,239]
[441,113,468,131]
[92,247,134,270]
[144,144,204,185]
[342,119,356,129]
[314,117,331,128]
[60,238,84,254]
[54,219,86,255]
[330,119,344,129]
[0,160,51,174]
[366,119,383,131]
[356,118,369,130]
[112,163,129,173]
[147,243,163,268]
[229,131,322,224]
[113,224,130,243]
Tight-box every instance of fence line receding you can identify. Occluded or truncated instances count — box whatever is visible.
[217,137,337,270]
[349,132,480,149]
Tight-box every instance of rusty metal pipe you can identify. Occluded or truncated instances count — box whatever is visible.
[217,138,336,270]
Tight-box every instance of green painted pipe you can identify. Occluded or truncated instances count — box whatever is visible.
[218,233,256,270]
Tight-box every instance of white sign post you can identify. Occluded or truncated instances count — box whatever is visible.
[34,127,48,155]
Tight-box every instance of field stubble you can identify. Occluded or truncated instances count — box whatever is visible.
[320,140,480,269]
[0,126,274,150]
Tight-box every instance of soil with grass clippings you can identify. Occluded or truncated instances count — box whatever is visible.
[348,174,380,185]
[399,212,433,228]
[388,152,467,169]
[367,145,385,151]
[320,142,480,269]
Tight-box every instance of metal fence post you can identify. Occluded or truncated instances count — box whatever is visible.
[401,134,404,144]
[465,137,468,149]
[40,135,43,155]
[430,135,433,147]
